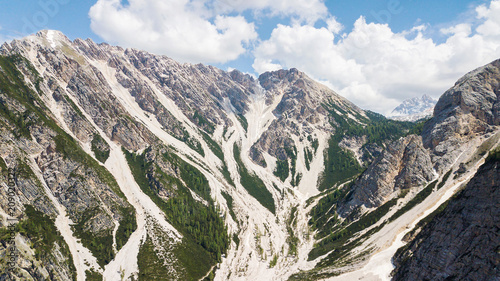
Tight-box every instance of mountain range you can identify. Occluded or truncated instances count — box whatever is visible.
[0,30,498,281]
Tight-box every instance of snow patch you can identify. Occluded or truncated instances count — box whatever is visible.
[46,30,57,48]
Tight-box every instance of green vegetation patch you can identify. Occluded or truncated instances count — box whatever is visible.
[388,180,437,223]
[162,150,212,202]
[221,162,235,187]
[486,145,500,162]
[116,207,137,251]
[63,94,85,118]
[91,133,110,163]
[308,186,351,239]
[16,205,76,280]
[186,135,205,157]
[193,110,215,134]
[236,114,248,132]
[124,147,229,278]
[85,270,103,281]
[437,169,452,190]
[233,143,275,214]
[407,117,430,136]
[286,146,300,187]
[200,130,224,161]
[173,238,218,280]
[308,197,398,261]
[273,159,289,182]
[318,135,363,191]
[138,232,218,281]
[137,235,176,281]
[221,191,237,223]
[304,147,313,171]
[286,205,299,256]
[71,207,114,267]
[344,111,415,145]
[269,254,278,268]
[198,130,234,187]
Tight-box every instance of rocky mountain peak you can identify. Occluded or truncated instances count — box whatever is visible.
[35,30,72,48]
[258,68,303,90]
[249,67,364,168]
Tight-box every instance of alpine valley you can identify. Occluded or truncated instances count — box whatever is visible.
[0,30,499,281]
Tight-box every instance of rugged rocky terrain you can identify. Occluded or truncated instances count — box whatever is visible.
[0,30,498,281]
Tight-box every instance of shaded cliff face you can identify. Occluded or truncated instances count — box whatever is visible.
[392,155,500,281]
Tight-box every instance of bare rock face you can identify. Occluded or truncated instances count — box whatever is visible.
[423,58,500,172]
[392,157,500,281]
[339,135,434,216]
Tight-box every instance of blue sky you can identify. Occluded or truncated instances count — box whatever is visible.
[1,0,499,114]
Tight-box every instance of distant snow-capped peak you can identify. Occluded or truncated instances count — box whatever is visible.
[388,94,437,121]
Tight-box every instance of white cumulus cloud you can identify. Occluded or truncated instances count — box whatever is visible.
[253,0,500,114]
[89,0,258,64]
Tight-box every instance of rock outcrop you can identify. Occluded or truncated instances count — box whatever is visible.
[339,135,434,216]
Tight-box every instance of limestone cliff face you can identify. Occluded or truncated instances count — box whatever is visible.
[1,30,257,149]
[72,38,255,131]
[392,156,500,281]
[422,58,500,173]
[339,135,434,216]
[2,31,154,151]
